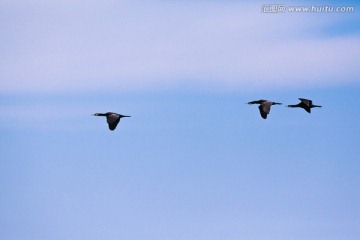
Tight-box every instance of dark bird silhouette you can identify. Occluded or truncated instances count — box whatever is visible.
[286,98,322,113]
[93,112,130,131]
[247,99,282,119]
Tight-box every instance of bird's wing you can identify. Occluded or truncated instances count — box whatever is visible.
[263,102,272,114]
[301,104,311,113]
[107,114,120,131]
[298,99,311,113]
[299,98,311,107]
[259,104,270,119]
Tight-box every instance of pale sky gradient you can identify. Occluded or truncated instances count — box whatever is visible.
[1,0,359,93]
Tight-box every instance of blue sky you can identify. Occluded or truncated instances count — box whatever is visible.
[1,1,360,240]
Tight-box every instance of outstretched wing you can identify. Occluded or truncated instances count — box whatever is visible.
[299,98,312,107]
[299,98,311,113]
[259,102,271,119]
[107,114,120,131]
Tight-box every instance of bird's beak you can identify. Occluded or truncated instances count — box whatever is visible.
[122,115,131,118]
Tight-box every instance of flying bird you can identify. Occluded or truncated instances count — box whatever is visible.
[93,112,130,131]
[286,98,322,113]
[247,100,282,119]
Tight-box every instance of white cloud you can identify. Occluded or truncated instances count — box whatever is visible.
[1,1,359,93]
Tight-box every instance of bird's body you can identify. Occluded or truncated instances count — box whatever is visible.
[93,112,130,131]
[287,98,322,113]
[247,99,282,119]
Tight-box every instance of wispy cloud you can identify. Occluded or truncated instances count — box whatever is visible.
[1,1,359,93]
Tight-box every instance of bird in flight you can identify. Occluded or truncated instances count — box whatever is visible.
[247,99,282,119]
[93,112,130,131]
[286,98,322,113]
